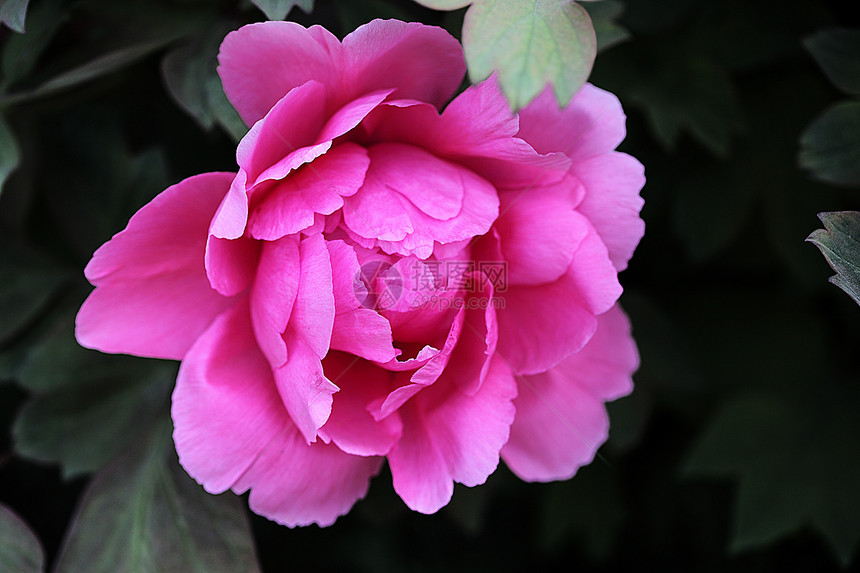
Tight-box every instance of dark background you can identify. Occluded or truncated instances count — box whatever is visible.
[1,0,859,571]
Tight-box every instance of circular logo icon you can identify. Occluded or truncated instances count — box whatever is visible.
[353,260,403,310]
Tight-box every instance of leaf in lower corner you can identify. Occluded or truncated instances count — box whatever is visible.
[13,311,175,477]
[799,101,860,187]
[251,0,313,20]
[0,0,29,33]
[0,503,44,573]
[463,0,596,109]
[53,420,261,573]
[807,211,860,306]
[684,390,860,566]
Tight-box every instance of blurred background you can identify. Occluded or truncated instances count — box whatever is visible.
[1,0,858,571]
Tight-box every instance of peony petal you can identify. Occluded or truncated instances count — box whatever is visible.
[343,143,499,259]
[388,357,517,513]
[438,272,498,396]
[77,173,236,360]
[231,423,383,527]
[517,83,626,161]
[326,239,397,362]
[321,352,401,456]
[492,173,586,286]
[210,170,251,240]
[573,152,645,272]
[250,236,300,368]
[172,297,286,493]
[341,19,465,110]
[501,305,638,481]
[205,233,261,296]
[237,80,328,187]
[269,233,338,443]
[495,218,622,375]
[273,332,338,444]
[249,143,371,241]
[218,22,342,126]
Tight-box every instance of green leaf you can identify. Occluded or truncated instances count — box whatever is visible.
[672,159,755,260]
[413,0,471,9]
[1,38,175,106]
[0,503,44,573]
[463,0,596,109]
[0,245,69,346]
[162,26,248,142]
[0,114,20,197]
[580,0,630,52]
[627,57,743,155]
[685,389,860,565]
[0,0,67,90]
[53,420,261,573]
[0,0,29,33]
[251,0,313,20]
[13,311,175,478]
[536,464,625,560]
[804,28,860,96]
[799,101,860,187]
[807,211,860,306]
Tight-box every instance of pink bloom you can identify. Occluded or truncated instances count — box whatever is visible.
[76,19,644,526]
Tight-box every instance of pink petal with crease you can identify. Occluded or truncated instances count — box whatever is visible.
[172,297,286,493]
[502,305,638,481]
[495,217,622,375]
[77,173,236,360]
[388,357,517,513]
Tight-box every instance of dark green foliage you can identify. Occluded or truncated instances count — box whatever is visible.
[0,1,858,571]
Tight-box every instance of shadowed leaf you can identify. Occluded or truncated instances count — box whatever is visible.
[807,211,860,305]
[53,420,260,573]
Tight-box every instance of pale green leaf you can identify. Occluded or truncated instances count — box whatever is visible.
[0,114,20,197]
[413,0,471,9]
[807,211,860,306]
[799,101,860,187]
[251,0,313,20]
[463,0,596,109]
[54,421,261,573]
[0,503,44,573]
[0,0,29,33]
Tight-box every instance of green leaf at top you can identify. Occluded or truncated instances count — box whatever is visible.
[463,0,596,109]
[807,211,860,306]
[0,503,44,573]
[413,0,471,9]
[0,114,20,198]
[804,28,860,96]
[0,0,29,33]
[53,420,261,573]
[251,0,313,21]
[799,101,860,187]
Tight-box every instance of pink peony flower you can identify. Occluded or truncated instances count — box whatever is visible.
[76,19,644,526]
